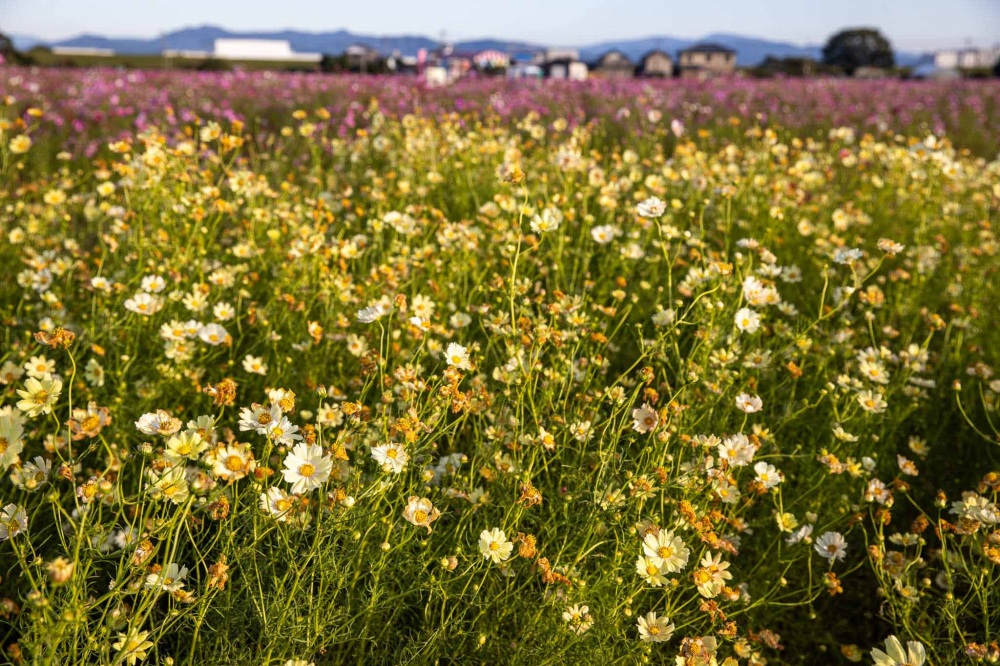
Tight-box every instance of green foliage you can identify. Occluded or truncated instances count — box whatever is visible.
[822,29,895,76]
[0,99,998,666]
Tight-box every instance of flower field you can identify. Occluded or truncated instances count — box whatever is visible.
[1,68,999,665]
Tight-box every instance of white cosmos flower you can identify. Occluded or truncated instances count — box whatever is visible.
[814,531,847,562]
[0,503,28,540]
[281,442,333,494]
[718,433,755,467]
[357,302,391,323]
[242,355,268,375]
[735,393,763,413]
[124,292,163,317]
[631,403,658,433]
[478,527,513,563]
[445,342,472,370]
[267,416,303,446]
[371,442,409,474]
[871,636,926,666]
[636,196,666,218]
[754,461,782,489]
[834,247,863,264]
[641,530,690,573]
[734,307,761,333]
[260,487,295,522]
[144,562,188,592]
[636,611,674,642]
[140,275,166,293]
[197,323,229,346]
[590,224,621,244]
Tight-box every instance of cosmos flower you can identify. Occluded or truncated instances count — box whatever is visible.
[242,355,268,375]
[754,461,782,489]
[0,503,28,540]
[124,292,163,316]
[636,611,674,643]
[636,196,666,218]
[870,636,926,666]
[734,307,761,334]
[631,403,658,433]
[357,302,392,323]
[402,496,442,532]
[260,487,296,522]
[479,527,513,564]
[371,442,409,474]
[735,393,763,413]
[642,529,689,572]
[562,604,594,635]
[16,377,63,418]
[112,628,155,666]
[135,410,182,436]
[197,323,230,346]
[145,563,188,592]
[815,531,848,562]
[445,342,472,370]
[281,443,333,494]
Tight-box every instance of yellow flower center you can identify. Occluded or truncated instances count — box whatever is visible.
[386,448,398,459]
[658,546,674,559]
[275,498,293,512]
[489,541,499,551]
[414,509,428,523]
[225,455,244,472]
[649,626,661,636]
[646,564,658,576]
[257,413,272,425]
[298,463,315,478]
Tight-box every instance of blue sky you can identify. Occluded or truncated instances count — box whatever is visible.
[2,0,998,50]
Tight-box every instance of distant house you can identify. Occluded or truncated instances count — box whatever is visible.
[678,43,736,78]
[589,50,634,79]
[345,44,381,71]
[508,51,544,78]
[545,59,589,81]
[637,50,673,77]
[542,48,588,80]
[935,47,1000,71]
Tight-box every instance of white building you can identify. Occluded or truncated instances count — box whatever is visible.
[935,47,1000,70]
[164,39,321,63]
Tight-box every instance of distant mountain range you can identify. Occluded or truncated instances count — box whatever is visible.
[14,25,925,67]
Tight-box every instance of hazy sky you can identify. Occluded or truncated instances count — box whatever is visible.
[2,0,999,50]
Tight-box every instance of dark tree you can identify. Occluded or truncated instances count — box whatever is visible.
[0,31,15,58]
[822,28,895,75]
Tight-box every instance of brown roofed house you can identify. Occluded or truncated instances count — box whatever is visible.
[637,50,674,77]
[589,50,635,79]
[678,43,736,79]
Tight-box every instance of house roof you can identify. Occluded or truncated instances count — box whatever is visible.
[591,49,633,66]
[640,49,673,63]
[679,42,736,55]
